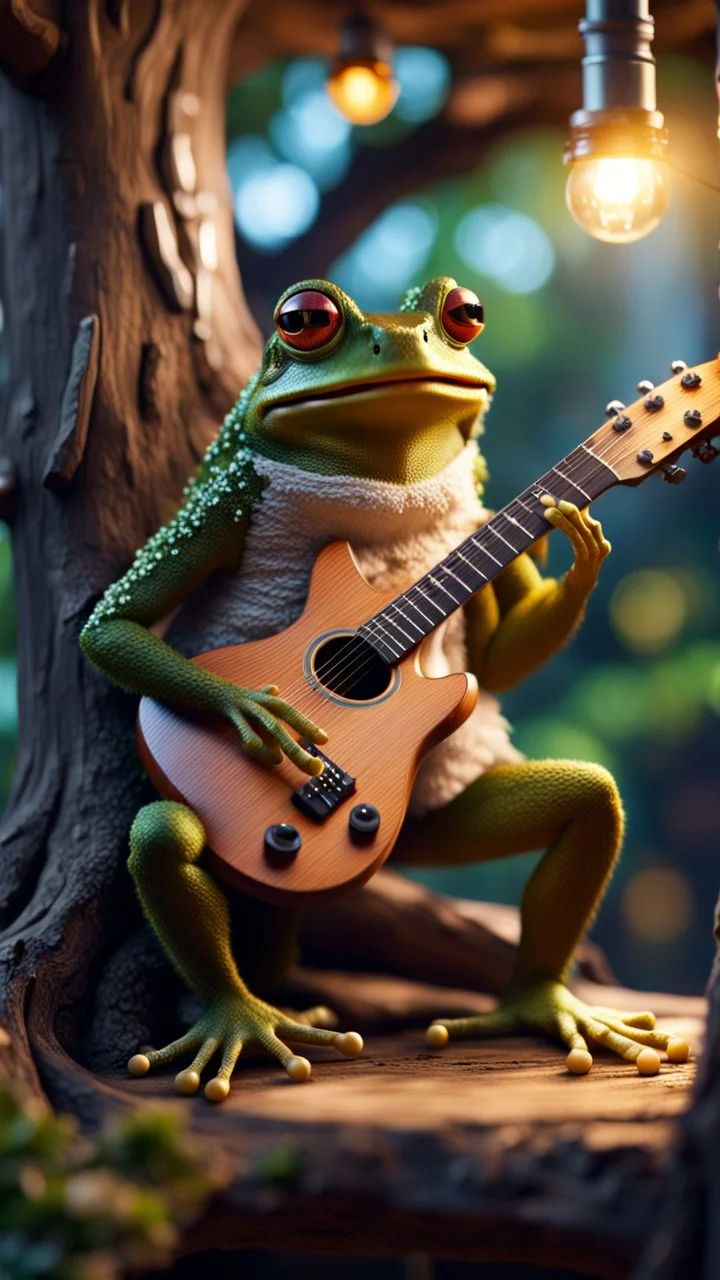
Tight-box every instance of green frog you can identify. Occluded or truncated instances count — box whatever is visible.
[80,277,688,1103]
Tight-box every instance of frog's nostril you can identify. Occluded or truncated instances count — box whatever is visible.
[423,331,429,343]
[373,343,381,355]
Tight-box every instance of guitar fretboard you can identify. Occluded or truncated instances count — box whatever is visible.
[358,443,618,665]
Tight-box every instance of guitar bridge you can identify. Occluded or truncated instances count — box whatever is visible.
[291,745,356,823]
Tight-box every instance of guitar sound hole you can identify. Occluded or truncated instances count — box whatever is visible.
[312,635,393,702]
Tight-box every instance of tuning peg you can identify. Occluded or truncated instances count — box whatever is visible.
[605,400,626,417]
[692,442,719,464]
[637,379,655,395]
[662,465,687,484]
[670,360,688,374]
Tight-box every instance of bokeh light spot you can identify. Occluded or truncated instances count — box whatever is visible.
[394,47,450,123]
[610,569,687,655]
[455,204,555,294]
[234,164,320,251]
[623,867,693,942]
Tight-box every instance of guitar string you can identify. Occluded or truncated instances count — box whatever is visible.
[274,396,709,717]
[270,425,637,706]
[258,455,601,717]
[268,397,703,720]
[312,378,715,697]
[255,384,709,725]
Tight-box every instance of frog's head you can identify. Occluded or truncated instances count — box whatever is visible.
[244,277,495,482]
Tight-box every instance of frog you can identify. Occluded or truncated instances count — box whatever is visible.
[79,277,689,1103]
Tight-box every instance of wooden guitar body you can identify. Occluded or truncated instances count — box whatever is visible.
[137,540,478,905]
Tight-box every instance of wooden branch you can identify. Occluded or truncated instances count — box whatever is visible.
[300,869,616,1001]
[43,314,99,490]
[0,0,64,83]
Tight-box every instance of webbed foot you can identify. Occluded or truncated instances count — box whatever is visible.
[426,979,690,1076]
[128,991,362,1102]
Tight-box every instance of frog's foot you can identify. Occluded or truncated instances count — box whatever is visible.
[426,980,691,1076]
[127,990,363,1103]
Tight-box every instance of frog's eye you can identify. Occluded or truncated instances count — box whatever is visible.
[441,287,485,344]
[275,290,342,351]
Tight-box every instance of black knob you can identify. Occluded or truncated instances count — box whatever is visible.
[264,823,302,865]
[349,804,381,843]
[662,465,687,485]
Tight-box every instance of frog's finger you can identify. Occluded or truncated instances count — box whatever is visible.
[130,1028,203,1074]
[557,501,599,551]
[256,1027,312,1082]
[591,1007,655,1029]
[279,1020,364,1057]
[242,704,324,776]
[557,1010,594,1074]
[226,709,270,759]
[254,695,328,745]
[427,1008,518,1042]
[588,1016,673,1051]
[578,1015,657,1068]
[544,507,592,560]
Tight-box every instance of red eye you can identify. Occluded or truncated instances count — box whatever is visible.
[275,290,342,351]
[441,287,485,344]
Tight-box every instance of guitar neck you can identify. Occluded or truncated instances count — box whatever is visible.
[358,441,618,665]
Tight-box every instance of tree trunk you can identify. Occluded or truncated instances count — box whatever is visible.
[0,0,260,1102]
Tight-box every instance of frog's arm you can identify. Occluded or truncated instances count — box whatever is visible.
[80,449,325,773]
[464,502,610,693]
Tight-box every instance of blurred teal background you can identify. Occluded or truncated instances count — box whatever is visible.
[1,49,718,995]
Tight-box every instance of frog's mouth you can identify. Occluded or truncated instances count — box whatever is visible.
[263,373,491,413]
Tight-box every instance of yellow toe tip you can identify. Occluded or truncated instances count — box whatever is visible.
[566,1048,593,1075]
[334,1031,364,1057]
[175,1068,201,1096]
[204,1076,231,1103]
[310,1006,338,1029]
[666,1037,690,1063]
[637,1048,661,1076]
[426,1024,449,1049]
[286,1055,312,1083]
[127,1053,150,1078]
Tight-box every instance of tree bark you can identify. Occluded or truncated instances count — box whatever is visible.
[0,0,261,1100]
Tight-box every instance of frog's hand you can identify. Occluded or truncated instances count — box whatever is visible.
[426,980,690,1076]
[543,500,611,594]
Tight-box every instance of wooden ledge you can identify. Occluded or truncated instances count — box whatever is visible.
[38,980,705,1279]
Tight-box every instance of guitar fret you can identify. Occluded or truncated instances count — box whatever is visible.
[443,564,474,594]
[455,548,487,580]
[388,603,424,639]
[485,523,520,554]
[550,463,592,502]
[470,536,503,568]
[429,572,462,605]
[400,593,435,627]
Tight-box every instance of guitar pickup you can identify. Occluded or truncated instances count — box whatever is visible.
[291,745,356,823]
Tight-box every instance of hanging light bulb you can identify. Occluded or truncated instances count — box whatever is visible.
[327,9,399,126]
[564,1,669,244]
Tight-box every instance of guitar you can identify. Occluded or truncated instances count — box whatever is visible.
[137,358,720,906]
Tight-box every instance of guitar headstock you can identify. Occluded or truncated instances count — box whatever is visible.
[586,358,720,486]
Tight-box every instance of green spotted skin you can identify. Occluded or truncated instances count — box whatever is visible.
[80,277,676,1098]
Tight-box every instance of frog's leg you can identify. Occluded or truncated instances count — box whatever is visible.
[126,801,363,1102]
[393,761,690,1074]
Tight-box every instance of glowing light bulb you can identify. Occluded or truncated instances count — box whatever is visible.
[327,61,398,126]
[565,155,669,244]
